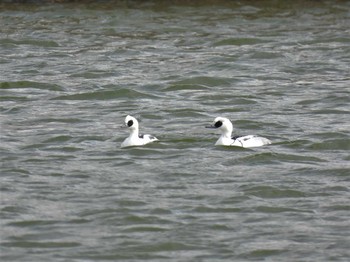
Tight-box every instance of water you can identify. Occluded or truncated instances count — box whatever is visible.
[1,1,350,261]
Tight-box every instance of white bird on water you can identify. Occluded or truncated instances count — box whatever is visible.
[121,115,158,148]
[206,117,271,148]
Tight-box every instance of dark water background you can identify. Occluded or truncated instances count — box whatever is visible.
[1,0,350,261]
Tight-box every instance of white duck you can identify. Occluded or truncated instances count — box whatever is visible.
[206,117,271,147]
[121,115,158,148]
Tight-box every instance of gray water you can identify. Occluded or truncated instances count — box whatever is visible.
[1,1,350,261]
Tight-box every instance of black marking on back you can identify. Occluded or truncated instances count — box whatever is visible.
[127,120,133,127]
[214,121,223,128]
[139,134,156,140]
[232,135,244,147]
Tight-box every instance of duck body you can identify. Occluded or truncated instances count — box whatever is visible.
[121,115,158,148]
[121,133,158,148]
[215,134,271,147]
[207,117,271,148]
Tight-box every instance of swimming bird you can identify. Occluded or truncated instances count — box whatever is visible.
[121,115,158,148]
[206,117,271,147]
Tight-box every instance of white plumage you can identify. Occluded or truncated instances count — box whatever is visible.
[121,115,158,148]
[206,117,271,148]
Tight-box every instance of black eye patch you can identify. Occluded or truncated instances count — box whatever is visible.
[214,121,222,128]
[127,120,133,127]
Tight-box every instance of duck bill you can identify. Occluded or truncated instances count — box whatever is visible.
[205,125,216,129]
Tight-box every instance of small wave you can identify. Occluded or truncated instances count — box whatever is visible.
[193,206,241,213]
[239,249,287,259]
[231,152,325,166]
[241,185,306,198]
[7,220,59,227]
[167,76,232,88]
[70,70,115,79]
[254,206,312,213]
[2,241,80,248]
[0,38,59,48]
[52,88,158,101]
[0,81,64,91]
[128,241,198,252]
[121,226,169,233]
[163,84,208,92]
[213,37,267,47]
[309,139,350,151]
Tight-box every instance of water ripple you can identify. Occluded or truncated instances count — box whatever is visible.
[1,1,350,262]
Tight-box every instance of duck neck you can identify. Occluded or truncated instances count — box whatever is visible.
[129,128,139,138]
[221,129,232,139]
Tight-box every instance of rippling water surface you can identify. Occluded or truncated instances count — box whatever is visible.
[1,1,350,261]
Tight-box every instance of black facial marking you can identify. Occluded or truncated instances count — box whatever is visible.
[127,120,133,127]
[214,121,223,128]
